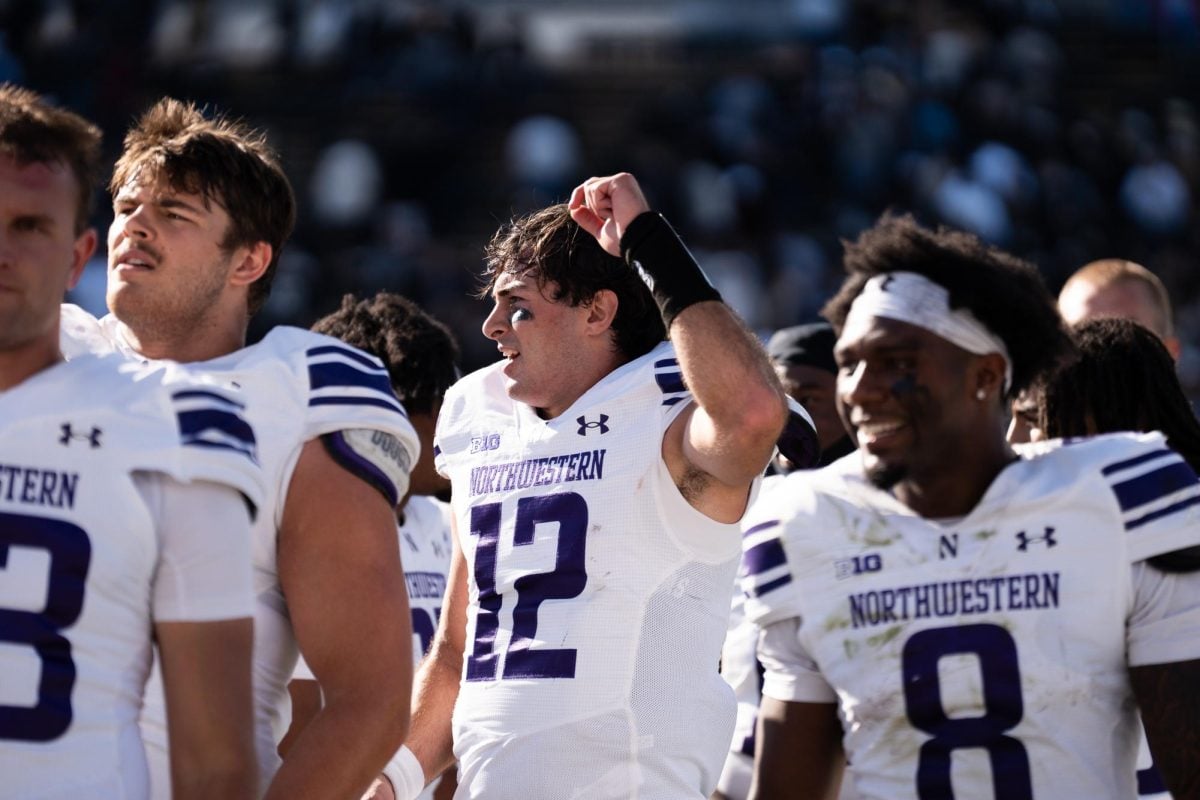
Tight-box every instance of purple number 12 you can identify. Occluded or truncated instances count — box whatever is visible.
[466,492,588,681]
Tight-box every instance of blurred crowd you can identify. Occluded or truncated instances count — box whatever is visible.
[4,0,1200,385]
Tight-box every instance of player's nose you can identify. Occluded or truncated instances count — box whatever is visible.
[482,303,508,341]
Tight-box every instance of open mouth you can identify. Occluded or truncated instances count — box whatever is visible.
[113,249,157,273]
[854,419,907,448]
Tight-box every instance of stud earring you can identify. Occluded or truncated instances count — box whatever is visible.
[976,388,986,401]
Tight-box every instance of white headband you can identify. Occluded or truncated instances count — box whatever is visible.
[845,272,1012,391]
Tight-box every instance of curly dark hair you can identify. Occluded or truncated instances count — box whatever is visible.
[1040,318,1200,472]
[0,83,102,232]
[312,292,460,415]
[111,97,296,315]
[822,213,1074,399]
[479,204,665,361]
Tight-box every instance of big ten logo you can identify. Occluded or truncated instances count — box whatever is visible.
[834,553,883,580]
[470,434,501,454]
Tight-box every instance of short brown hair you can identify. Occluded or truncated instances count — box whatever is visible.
[0,83,101,232]
[110,98,296,315]
[1059,259,1173,337]
[479,204,666,361]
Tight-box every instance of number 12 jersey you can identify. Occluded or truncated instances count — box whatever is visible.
[435,342,745,799]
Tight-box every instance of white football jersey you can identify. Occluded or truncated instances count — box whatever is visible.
[400,495,453,800]
[741,432,1200,800]
[61,306,420,793]
[716,477,785,800]
[0,355,261,799]
[435,341,744,799]
[400,495,453,663]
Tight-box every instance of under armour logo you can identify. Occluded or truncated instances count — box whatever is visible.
[1016,527,1056,551]
[577,414,610,436]
[59,423,102,448]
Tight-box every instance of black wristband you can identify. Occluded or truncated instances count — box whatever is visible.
[619,211,722,328]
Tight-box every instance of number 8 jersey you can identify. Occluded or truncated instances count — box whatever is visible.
[741,432,1200,800]
[435,341,744,799]
[0,355,262,798]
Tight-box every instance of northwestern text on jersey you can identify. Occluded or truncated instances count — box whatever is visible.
[468,449,606,497]
[0,464,79,509]
[849,572,1060,629]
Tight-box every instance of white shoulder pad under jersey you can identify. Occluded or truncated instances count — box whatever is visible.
[60,303,116,360]
[739,432,1200,800]
[0,354,259,798]
[433,341,746,799]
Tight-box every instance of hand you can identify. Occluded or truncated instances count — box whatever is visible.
[568,172,651,257]
[361,777,396,800]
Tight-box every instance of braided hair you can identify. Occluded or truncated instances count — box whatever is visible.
[1039,317,1200,472]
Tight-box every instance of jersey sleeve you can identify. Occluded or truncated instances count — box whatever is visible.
[301,338,420,501]
[1095,433,1200,561]
[650,350,694,430]
[166,381,266,517]
[138,473,255,623]
[758,617,838,703]
[1127,561,1200,666]
[740,480,812,628]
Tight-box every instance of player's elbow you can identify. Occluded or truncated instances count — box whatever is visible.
[728,387,789,472]
[327,668,413,749]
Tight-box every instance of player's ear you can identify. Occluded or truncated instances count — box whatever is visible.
[584,289,619,334]
[971,352,1007,404]
[67,227,98,290]
[229,241,272,288]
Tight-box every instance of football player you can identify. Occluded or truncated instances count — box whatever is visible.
[280,292,461,800]
[383,173,789,799]
[742,214,1200,799]
[0,84,260,799]
[1038,316,1200,800]
[59,99,419,799]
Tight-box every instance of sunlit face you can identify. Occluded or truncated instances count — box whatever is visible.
[480,271,593,419]
[835,314,977,490]
[107,176,240,338]
[0,153,94,355]
[777,362,845,455]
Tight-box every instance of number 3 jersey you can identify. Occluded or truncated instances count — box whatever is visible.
[434,341,744,799]
[60,305,420,791]
[0,355,262,799]
[741,432,1200,800]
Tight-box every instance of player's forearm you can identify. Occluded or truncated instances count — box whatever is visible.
[405,641,465,783]
[1132,659,1200,799]
[671,301,787,479]
[672,300,787,435]
[264,686,410,800]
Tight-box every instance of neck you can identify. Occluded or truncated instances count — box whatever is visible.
[0,336,62,391]
[893,434,1016,519]
[117,314,248,363]
[535,347,628,420]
